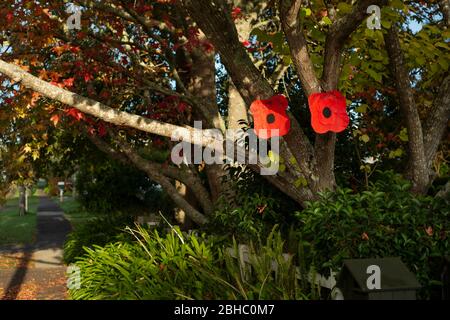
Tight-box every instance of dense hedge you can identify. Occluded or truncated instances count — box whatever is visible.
[296,171,449,299]
[63,214,134,264]
[75,160,173,215]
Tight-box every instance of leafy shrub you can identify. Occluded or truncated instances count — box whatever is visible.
[204,228,315,300]
[211,192,281,242]
[63,214,134,264]
[296,171,449,299]
[209,163,298,242]
[75,160,172,215]
[69,226,224,300]
[69,226,313,300]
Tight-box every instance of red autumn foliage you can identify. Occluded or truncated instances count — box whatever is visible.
[184,26,214,53]
[231,7,243,20]
[144,96,191,122]
[97,122,107,137]
[82,72,93,83]
[50,114,60,126]
[62,78,75,87]
[6,12,14,23]
[65,108,84,121]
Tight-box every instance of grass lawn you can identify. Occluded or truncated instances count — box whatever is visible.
[0,196,40,246]
[58,197,94,229]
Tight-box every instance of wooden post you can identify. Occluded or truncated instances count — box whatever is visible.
[18,185,26,216]
[25,187,29,212]
[58,181,65,202]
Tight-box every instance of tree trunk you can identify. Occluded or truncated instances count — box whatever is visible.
[423,74,450,173]
[385,27,429,194]
[227,81,248,130]
[18,185,26,216]
[187,31,233,204]
[174,181,195,230]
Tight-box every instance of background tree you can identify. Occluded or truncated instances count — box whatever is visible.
[0,0,448,225]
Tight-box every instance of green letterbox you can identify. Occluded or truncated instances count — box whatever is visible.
[336,257,421,300]
[37,178,47,189]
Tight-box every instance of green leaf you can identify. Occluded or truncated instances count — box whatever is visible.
[268,150,280,164]
[271,33,285,52]
[415,56,426,66]
[366,69,382,82]
[422,45,437,58]
[418,31,430,41]
[360,134,370,143]
[364,28,375,38]
[300,8,312,17]
[289,156,298,165]
[282,55,292,66]
[430,63,440,75]
[310,26,326,41]
[391,0,404,9]
[281,44,291,56]
[310,53,324,65]
[322,17,332,25]
[250,28,271,43]
[337,3,352,14]
[353,129,361,137]
[355,104,368,113]
[381,20,392,29]
[294,177,308,188]
[435,42,449,49]
[399,128,408,142]
[389,148,403,159]
[341,64,351,80]
[369,49,384,61]
[438,58,449,70]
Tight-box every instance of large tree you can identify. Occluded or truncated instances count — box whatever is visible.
[0,0,448,225]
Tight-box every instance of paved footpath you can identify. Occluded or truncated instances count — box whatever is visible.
[0,196,72,300]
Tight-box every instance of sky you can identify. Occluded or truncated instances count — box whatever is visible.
[409,20,423,33]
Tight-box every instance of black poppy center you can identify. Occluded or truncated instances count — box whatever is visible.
[266,113,276,124]
[323,107,332,118]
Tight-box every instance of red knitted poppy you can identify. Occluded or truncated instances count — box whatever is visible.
[250,95,290,139]
[308,90,349,134]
